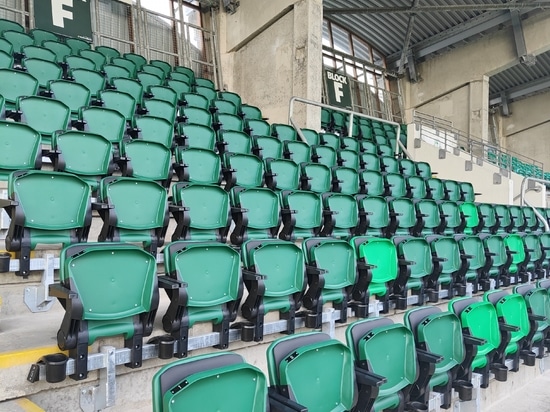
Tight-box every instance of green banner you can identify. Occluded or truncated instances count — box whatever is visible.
[34,0,93,42]
[325,70,352,108]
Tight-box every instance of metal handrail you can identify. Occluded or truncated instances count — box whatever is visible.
[520,177,550,232]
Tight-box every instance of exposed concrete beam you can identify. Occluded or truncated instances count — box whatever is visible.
[489,75,550,105]
[324,3,550,15]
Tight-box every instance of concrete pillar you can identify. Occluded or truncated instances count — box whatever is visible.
[468,75,490,145]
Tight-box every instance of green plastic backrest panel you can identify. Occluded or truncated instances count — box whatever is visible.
[325,193,358,230]
[431,237,461,273]
[123,140,172,181]
[400,159,416,176]
[416,162,431,178]
[266,159,300,190]
[339,150,359,170]
[52,131,112,175]
[320,133,340,150]
[66,38,91,54]
[212,98,237,115]
[176,184,230,229]
[255,135,283,159]
[504,234,525,265]
[49,80,91,113]
[149,86,178,105]
[272,123,297,141]
[279,339,354,412]
[71,68,106,95]
[18,96,70,137]
[124,53,147,70]
[177,148,220,184]
[523,234,542,261]
[143,99,176,123]
[356,237,397,283]
[112,78,143,104]
[101,178,167,229]
[79,49,106,69]
[439,201,461,230]
[417,199,440,230]
[459,236,485,270]
[408,176,426,198]
[182,92,209,109]
[166,242,240,306]
[236,188,280,229]
[334,167,359,195]
[0,121,40,174]
[22,45,56,62]
[427,178,445,200]
[357,323,417,394]
[485,291,529,343]
[96,45,120,60]
[137,72,163,90]
[303,163,331,193]
[23,57,63,87]
[478,204,496,228]
[483,235,507,266]
[81,107,126,144]
[519,287,550,332]
[0,49,13,68]
[166,79,192,95]
[0,69,38,104]
[135,116,174,148]
[226,153,264,188]
[285,141,311,164]
[31,29,59,45]
[381,156,399,173]
[142,64,166,81]
[63,244,155,319]
[100,90,136,120]
[247,240,304,297]
[3,30,33,52]
[112,57,137,77]
[0,18,24,33]
[241,104,262,120]
[391,197,415,230]
[313,145,337,167]
[301,128,319,146]
[284,191,322,229]
[361,153,380,171]
[183,106,212,126]
[494,204,511,228]
[219,130,252,154]
[149,59,172,75]
[247,119,270,136]
[179,124,215,150]
[444,180,461,201]
[460,202,479,229]
[399,238,433,279]
[307,239,356,289]
[217,113,243,132]
[360,170,384,196]
[359,196,390,229]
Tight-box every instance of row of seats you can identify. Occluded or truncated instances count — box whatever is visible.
[152,285,550,411]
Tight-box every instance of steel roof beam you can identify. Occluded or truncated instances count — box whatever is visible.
[489,75,550,105]
[510,9,537,65]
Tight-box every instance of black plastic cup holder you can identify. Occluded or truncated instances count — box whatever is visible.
[427,290,439,302]
[454,380,474,401]
[405,401,428,412]
[157,336,175,360]
[455,284,467,296]
[41,353,68,383]
[522,350,537,366]
[491,363,508,382]
[240,322,255,342]
[0,252,10,273]
[305,312,319,328]
[354,304,369,318]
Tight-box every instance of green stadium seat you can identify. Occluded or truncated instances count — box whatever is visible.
[359,170,385,196]
[300,162,332,193]
[112,77,144,107]
[406,175,428,199]
[415,161,432,179]
[389,197,416,236]
[478,233,512,289]
[320,132,340,150]
[161,241,241,357]
[515,283,550,358]
[283,140,311,164]
[360,140,377,154]
[356,195,391,237]
[195,84,217,101]
[443,180,461,202]
[215,112,244,132]
[79,49,106,70]
[172,65,195,84]
[459,182,477,202]
[0,38,13,55]
[77,106,126,151]
[217,130,253,154]
[0,49,13,68]
[263,158,301,191]
[279,190,323,240]
[170,182,231,242]
[103,63,132,84]
[359,152,381,171]
[211,97,237,115]
[195,77,215,89]
[383,172,407,198]
[521,233,545,279]
[0,170,92,277]
[320,192,359,238]
[332,166,360,195]
[311,144,337,167]
[173,147,221,185]
[137,71,163,90]
[271,123,297,141]
[142,98,177,123]
[412,199,441,236]
[341,136,360,152]
[170,71,193,84]
[0,121,41,180]
[30,28,58,45]
[504,233,528,283]
[123,52,147,71]
[437,200,466,235]
[48,79,91,119]
[70,67,106,97]
[426,177,445,200]
[337,149,360,170]
[240,103,262,120]
[379,155,399,174]
[300,127,319,145]
[121,140,173,187]
[426,235,467,298]
[0,18,24,34]
[477,203,498,234]
[523,206,540,232]
[134,115,174,148]
[151,352,268,412]
[459,201,480,234]
[95,177,169,255]
[252,135,284,159]
[399,158,417,177]
[494,203,514,233]
[240,239,305,341]
[177,123,216,150]
[2,30,33,56]
[245,118,270,136]
[181,92,209,109]
[49,243,158,380]
[454,234,486,293]
[65,37,91,55]
[95,45,120,62]
[99,89,137,122]
[166,79,192,99]
[149,59,171,76]
[141,64,166,81]
[22,45,56,62]
[509,205,527,232]
[222,152,264,190]
[22,57,62,89]
[148,85,178,106]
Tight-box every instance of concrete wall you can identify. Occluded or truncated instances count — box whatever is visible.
[218,0,323,127]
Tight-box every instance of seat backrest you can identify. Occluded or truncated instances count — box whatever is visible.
[182,106,212,127]
[333,166,360,195]
[178,123,216,150]
[95,45,120,61]
[3,30,33,52]
[337,149,359,170]
[17,95,70,142]
[218,130,252,154]
[494,203,513,232]
[300,128,319,146]
[390,197,416,235]
[395,236,433,280]
[30,28,59,45]
[484,290,530,344]
[22,45,57,62]
[359,170,384,196]
[457,235,486,270]
[322,193,359,237]
[271,123,297,141]
[0,68,39,105]
[357,195,390,234]
[427,235,461,275]
[134,116,174,148]
[407,175,427,199]
[252,135,283,159]
[71,68,106,97]
[49,79,91,115]
[66,38,91,55]
[241,103,262,120]
[426,178,445,200]
[166,79,192,96]
[148,85,178,106]
[0,18,24,33]
[79,49,106,70]
[264,158,300,191]
[399,158,417,176]
[353,236,398,285]
[143,98,177,123]
[149,59,172,76]
[111,57,137,78]
[124,52,147,71]
[312,145,337,167]
[280,190,323,239]
[112,77,144,106]
[284,140,311,164]
[141,64,166,81]
[80,106,126,145]
[223,152,264,189]
[174,147,221,184]
[304,238,357,290]
[245,118,270,136]
[439,200,463,234]
[414,199,441,235]
[0,121,41,180]
[415,161,432,179]
[384,172,407,198]
[122,140,172,185]
[23,57,63,88]
[137,71,163,90]
[99,89,137,121]
[300,162,331,193]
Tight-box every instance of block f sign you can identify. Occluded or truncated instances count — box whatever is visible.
[51,0,74,28]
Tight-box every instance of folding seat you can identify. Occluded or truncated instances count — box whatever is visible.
[38,40,70,66]
[438,200,466,235]
[478,233,512,289]
[121,140,173,187]
[112,77,144,107]
[172,66,195,84]
[11,95,70,145]
[244,118,270,136]
[341,136,360,152]
[166,79,192,99]
[66,38,91,55]
[141,63,167,81]
[21,45,56,62]
[49,243,158,380]
[271,123,296,141]
[319,132,340,150]
[350,236,398,313]
[404,306,479,408]
[98,89,137,122]
[177,123,216,150]
[95,177,169,255]
[263,158,301,191]
[136,71,163,90]
[0,38,13,55]
[503,233,528,283]
[195,84,217,101]
[210,97,237,115]
[477,203,499,234]
[222,152,264,190]
[484,289,535,371]
[194,76,215,88]
[123,52,147,71]
[406,175,428,199]
[523,206,540,232]
[79,49,107,70]
[77,106,126,151]
[48,79,91,120]
[426,177,446,200]
[103,63,132,84]
[300,162,332,193]
[49,130,114,193]
[267,333,358,411]
[521,233,545,280]
[358,123,373,140]
[393,235,433,307]
[170,70,193,84]
[179,106,212,127]
[218,91,241,112]
[300,127,319,145]
[148,85,178,106]
[320,192,360,238]
[426,235,468,298]
[29,28,58,45]
[240,103,262,120]
[321,107,333,131]
[0,49,13,68]
[361,140,378,154]
[454,234,486,293]
[377,142,394,157]
[383,172,407,198]
[2,30,33,57]
[160,241,241,357]
[149,59,172,76]
[494,203,514,233]
[152,352,268,412]
[345,318,436,412]
[459,201,480,234]
[337,149,360,170]
[399,158,417,177]
[332,166,360,195]
[359,170,385,196]
[0,170,92,277]
[356,195,391,237]
[415,161,432,179]
[230,186,280,245]
[22,57,63,90]
[302,238,366,327]
[509,205,527,232]
[515,283,550,358]
[379,155,399,174]
[0,69,38,111]
[283,140,311,164]
[132,115,174,149]
[359,152,381,171]
[449,297,513,388]
[252,134,283,159]
[0,121,41,181]
[311,144,337,167]
[0,18,24,34]
[217,130,253,154]
[389,197,416,236]
[214,112,244,132]
[70,67,106,97]
[95,45,120,62]
[173,147,221,185]
[63,55,96,70]
[142,98,177,124]
[460,181,477,202]
[331,111,347,134]
[279,190,323,240]
[170,182,231,242]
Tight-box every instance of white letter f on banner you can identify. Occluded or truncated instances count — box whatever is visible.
[51,0,74,28]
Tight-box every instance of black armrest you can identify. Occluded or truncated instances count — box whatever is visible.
[529,314,546,322]
[91,202,112,211]
[463,334,486,346]
[306,265,327,275]
[169,204,189,213]
[499,322,520,332]
[462,254,474,259]
[242,269,267,281]
[354,366,387,387]
[49,283,78,300]
[416,348,443,364]
[0,199,16,208]
[268,390,307,412]
[157,275,186,290]
[398,259,414,266]
[485,252,497,256]
[231,206,248,213]
[358,261,376,270]
[432,257,447,262]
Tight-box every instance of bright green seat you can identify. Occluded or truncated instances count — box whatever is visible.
[264,158,301,191]
[279,190,322,240]
[133,115,174,148]
[252,135,283,159]
[48,79,91,119]
[459,201,480,234]
[356,195,391,237]
[95,177,169,255]
[439,200,465,235]
[50,242,158,380]
[173,147,221,184]
[504,233,527,283]
[332,166,359,195]
[152,352,267,412]
[70,68,106,97]
[267,332,355,412]
[99,89,137,122]
[351,236,398,313]
[121,140,173,187]
[162,241,241,357]
[320,192,359,239]
[241,239,305,341]
[0,170,92,277]
[0,68,38,110]
[359,170,384,196]
[515,283,550,358]
[284,140,311,164]
[217,130,252,154]
[300,162,331,193]
[177,123,216,150]
[230,187,280,245]
[170,182,230,242]
[0,121,41,180]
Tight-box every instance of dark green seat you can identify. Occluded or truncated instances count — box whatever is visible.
[0,170,92,277]
[162,241,241,357]
[428,234,470,298]
[320,192,359,239]
[267,332,356,412]
[170,182,231,242]
[0,121,41,181]
[230,187,281,245]
[95,177,169,255]
[173,147,221,184]
[50,242,158,380]
[264,158,301,191]
[70,68,106,97]
[0,68,38,110]
[279,190,323,240]
[300,162,332,193]
[121,140,173,187]
[195,77,215,89]
[177,123,216,150]
[241,239,305,341]
[152,352,267,412]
